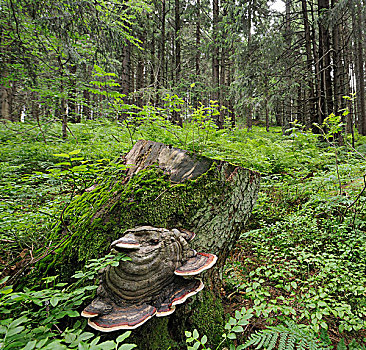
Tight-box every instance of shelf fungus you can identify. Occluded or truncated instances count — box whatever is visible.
[81,226,217,332]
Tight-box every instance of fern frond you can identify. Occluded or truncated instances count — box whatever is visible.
[242,320,331,350]
[298,339,308,350]
[337,339,347,350]
[268,332,279,350]
[262,332,274,350]
[243,332,263,348]
[278,331,289,350]
[256,331,269,349]
[286,333,296,350]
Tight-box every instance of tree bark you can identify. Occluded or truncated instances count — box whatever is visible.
[318,0,333,121]
[283,0,292,134]
[158,0,166,88]
[68,65,79,123]
[195,0,201,78]
[175,0,181,82]
[212,0,220,126]
[120,40,131,116]
[301,0,316,130]
[311,0,322,127]
[44,140,260,349]
[351,0,366,135]
[1,84,11,121]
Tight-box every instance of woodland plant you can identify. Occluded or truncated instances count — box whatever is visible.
[2,117,366,348]
[0,254,135,350]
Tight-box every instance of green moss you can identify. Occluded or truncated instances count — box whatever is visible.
[130,317,179,350]
[36,161,228,278]
[27,157,232,349]
[189,289,225,347]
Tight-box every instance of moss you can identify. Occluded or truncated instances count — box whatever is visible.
[130,317,179,350]
[189,289,225,347]
[22,147,253,349]
[36,161,228,278]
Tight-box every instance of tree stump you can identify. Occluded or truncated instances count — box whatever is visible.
[45,140,261,349]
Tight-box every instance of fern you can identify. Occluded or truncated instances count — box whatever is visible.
[335,338,366,350]
[337,339,347,350]
[242,321,331,350]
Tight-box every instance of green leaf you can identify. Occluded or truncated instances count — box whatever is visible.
[69,149,81,155]
[117,331,132,343]
[96,341,116,350]
[50,296,59,307]
[7,326,24,337]
[238,319,250,326]
[77,332,94,342]
[192,329,199,339]
[9,316,28,328]
[118,344,137,350]
[0,276,10,284]
[43,340,67,350]
[64,333,77,343]
[36,337,49,348]
[228,333,237,340]
[23,340,37,350]
[72,272,85,279]
[1,286,14,295]
[78,342,89,350]
[232,326,244,333]
[201,335,207,345]
[53,153,70,158]
[65,310,80,318]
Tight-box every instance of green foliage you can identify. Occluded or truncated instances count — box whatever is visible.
[186,329,211,350]
[0,254,135,350]
[2,115,366,348]
[242,321,330,350]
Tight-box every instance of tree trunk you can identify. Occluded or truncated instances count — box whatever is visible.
[283,0,292,134]
[351,0,366,135]
[301,0,316,130]
[1,84,11,121]
[247,103,253,131]
[172,0,182,127]
[311,0,322,127]
[42,140,260,349]
[175,0,181,82]
[68,65,79,123]
[120,41,131,117]
[158,0,166,88]
[195,0,200,78]
[212,0,220,126]
[318,0,333,121]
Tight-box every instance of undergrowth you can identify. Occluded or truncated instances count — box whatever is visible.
[1,114,366,349]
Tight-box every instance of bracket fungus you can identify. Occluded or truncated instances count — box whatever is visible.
[81,226,217,332]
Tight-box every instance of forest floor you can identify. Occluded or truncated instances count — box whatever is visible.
[1,119,366,349]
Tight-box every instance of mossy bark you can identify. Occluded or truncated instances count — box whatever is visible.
[39,140,260,349]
